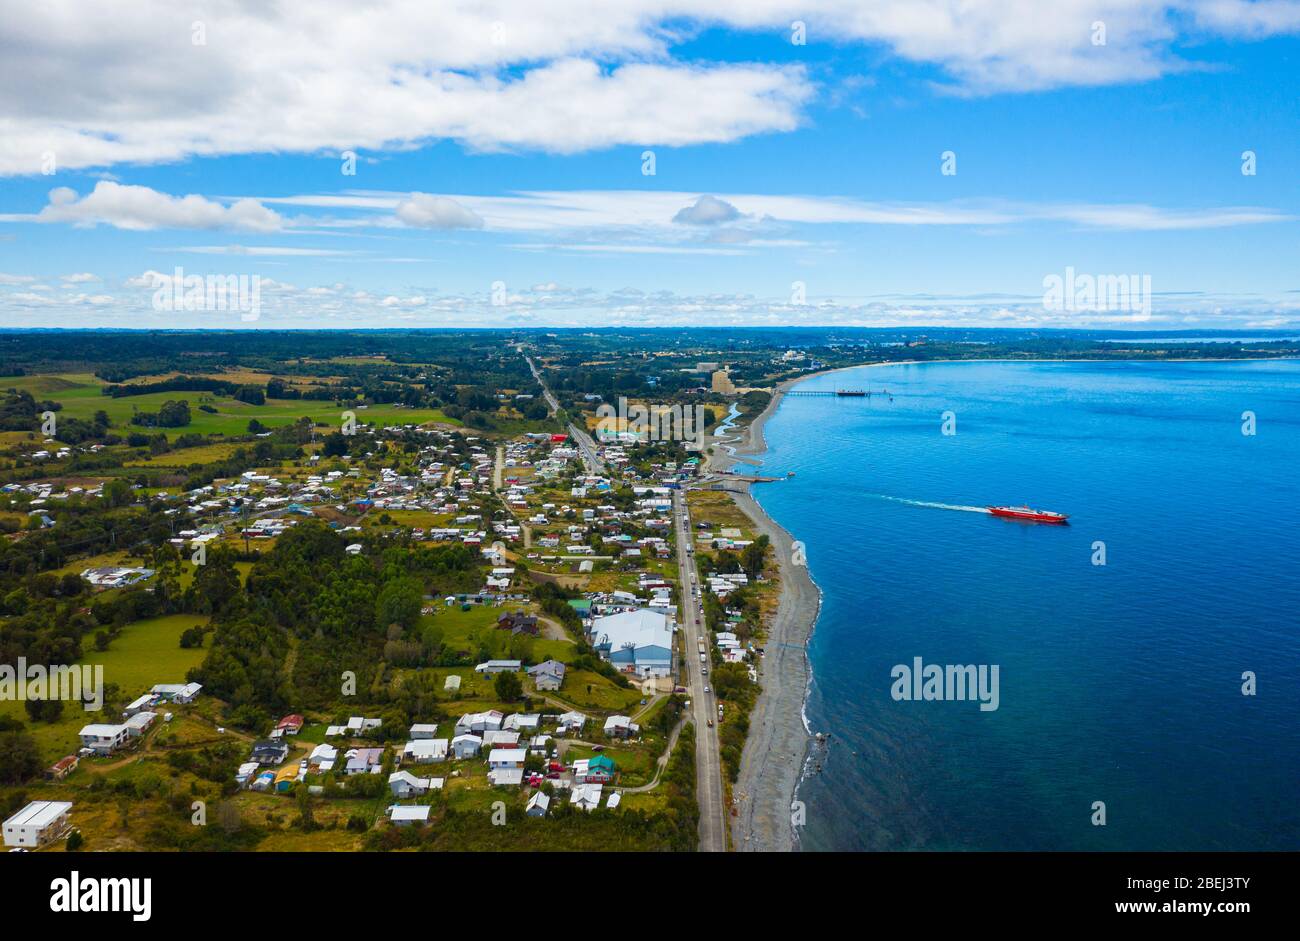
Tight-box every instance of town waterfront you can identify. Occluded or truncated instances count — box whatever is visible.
[751,360,1300,851]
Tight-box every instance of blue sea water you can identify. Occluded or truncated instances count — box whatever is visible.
[750,360,1300,851]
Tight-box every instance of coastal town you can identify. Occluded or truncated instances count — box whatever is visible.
[0,332,844,852]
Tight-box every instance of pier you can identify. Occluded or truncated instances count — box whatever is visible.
[784,389,891,397]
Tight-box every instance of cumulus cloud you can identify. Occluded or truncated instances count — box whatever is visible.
[395,194,485,229]
[673,195,743,226]
[60,272,99,283]
[4,2,1294,174]
[34,182,282,232]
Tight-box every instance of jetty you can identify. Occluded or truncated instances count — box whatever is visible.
[784,388,889,397]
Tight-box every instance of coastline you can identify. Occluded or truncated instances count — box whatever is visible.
[709,371,830,853]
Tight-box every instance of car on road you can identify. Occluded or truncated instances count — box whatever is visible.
[701,667,708,675]
[707,719,714,727]
[703,685,710,693]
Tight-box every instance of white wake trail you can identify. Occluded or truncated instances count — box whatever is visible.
[871,495,991,514]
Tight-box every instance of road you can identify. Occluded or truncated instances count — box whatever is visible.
[673,489,728,852]
[525,353,606,475]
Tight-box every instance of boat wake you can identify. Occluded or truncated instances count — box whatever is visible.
[871,495,991,514]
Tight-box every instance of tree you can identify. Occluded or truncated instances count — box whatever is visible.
[494,670,523,702]
[376,578,423,631]
[0,730,42,784]
[66,830,84,851]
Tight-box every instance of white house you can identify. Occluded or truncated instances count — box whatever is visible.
[603,715,640,739]
[474,660,521,675]
[388,770,433,798]
[389,805,431,826]
[79,723,129,755]
[403,738,449,764]
[454,710,504,735]
[451,734,483,759]
[150,682,202,703]
[569,783,602,812]
[526,791,550,817]
[3,800,72,848]
[487,748,526,770]
[409,723,439,739]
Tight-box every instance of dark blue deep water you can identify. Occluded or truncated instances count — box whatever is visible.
[751,360,1300,851]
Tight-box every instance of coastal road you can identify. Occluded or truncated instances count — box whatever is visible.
[673,488,728,852]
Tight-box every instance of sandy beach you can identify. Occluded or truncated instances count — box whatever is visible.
[707,374,825,852]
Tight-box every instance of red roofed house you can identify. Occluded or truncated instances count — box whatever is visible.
[276,714,305,735]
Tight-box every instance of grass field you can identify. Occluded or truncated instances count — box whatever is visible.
[0,373,459,440]
[0,613,210,761]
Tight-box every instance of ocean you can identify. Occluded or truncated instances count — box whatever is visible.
[750,360,1300,851]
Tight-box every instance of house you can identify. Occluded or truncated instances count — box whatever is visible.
[236,761,261,786]
[274,766,300,792]
[526,791,550,817]
[474,659,522,675]
[79,723,129,755]
[389,805,431,826]
[496,611,539,635]
[308,743,338,770]
[589,609,673,677]
[502,713,540,733]
[409,723,439,739]
[123,694,156,717]
[556,711,588,734]
[487,748,526,770]
[488,767,524,787]
[346,716,383,736]
[582,754,617,784]
[603,715,639,739]
[527,659,566,691]
[276,714,305,735]
[403,738,449,763]
[3,801,73,848]
[388,770,433,798]
[454,710,504,735]
[345,747,384,775]
[569,783,602,812]
[606,791,621,809]
[451,734,483,759]
[47,756,78,780]
[251,739,290,766]
[150,682,202,703]
[444,675,462,692]
[123,711,157,737]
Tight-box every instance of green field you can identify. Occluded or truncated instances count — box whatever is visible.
[0,373,459,440]
[0,613,210,761]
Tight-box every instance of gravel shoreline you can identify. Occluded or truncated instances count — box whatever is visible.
[708,375,824,853]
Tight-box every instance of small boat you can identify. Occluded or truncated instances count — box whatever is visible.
[987,505,1069,524]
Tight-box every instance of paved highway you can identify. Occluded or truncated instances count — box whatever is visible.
[673,489,728,852]
[525,353,606,475]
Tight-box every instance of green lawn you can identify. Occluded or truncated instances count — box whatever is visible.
[1,373,459,441]
[0,613,210,761]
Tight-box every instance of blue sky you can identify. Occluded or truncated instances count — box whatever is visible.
[0,1,1297,329]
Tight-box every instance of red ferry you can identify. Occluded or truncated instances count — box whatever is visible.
[987,505,1069,524]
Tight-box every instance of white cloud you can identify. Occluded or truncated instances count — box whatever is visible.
[60,272,99,283]
[3,2,1295,174]
[395,194,485,229]
[32,182,282,232]
[673,195,743,226]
